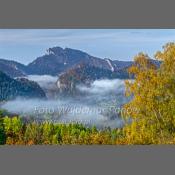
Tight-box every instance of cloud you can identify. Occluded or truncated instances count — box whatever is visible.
[1,78,128,129]
[25,75,59,99]
[77,79,125,94]
[26,75,58,90]
[1,97,124,129]
[1,29,175,45]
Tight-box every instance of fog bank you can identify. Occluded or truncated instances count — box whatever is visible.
[1,77,128,128]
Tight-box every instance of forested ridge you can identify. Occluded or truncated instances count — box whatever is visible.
[0,71,46,100]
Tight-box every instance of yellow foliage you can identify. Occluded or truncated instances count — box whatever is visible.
[122,43,175,144]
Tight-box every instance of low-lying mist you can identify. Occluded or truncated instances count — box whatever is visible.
[1,76,129,128]
[25,75,59,99]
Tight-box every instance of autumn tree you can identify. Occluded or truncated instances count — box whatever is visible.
[123,43,175,144]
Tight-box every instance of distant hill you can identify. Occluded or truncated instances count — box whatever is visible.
[0,59,27,78]
[0,71,46,101]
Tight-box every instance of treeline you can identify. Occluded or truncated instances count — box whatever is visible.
[0,114,175,145]
[0,116,123,145]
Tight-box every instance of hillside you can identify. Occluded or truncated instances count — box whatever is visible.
[57,63,130,95]
[0,71,46,101]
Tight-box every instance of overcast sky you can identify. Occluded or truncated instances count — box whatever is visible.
[0,29,175,64]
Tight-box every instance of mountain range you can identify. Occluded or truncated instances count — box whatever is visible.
[0,46,161,99]
[0,47,136,78]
